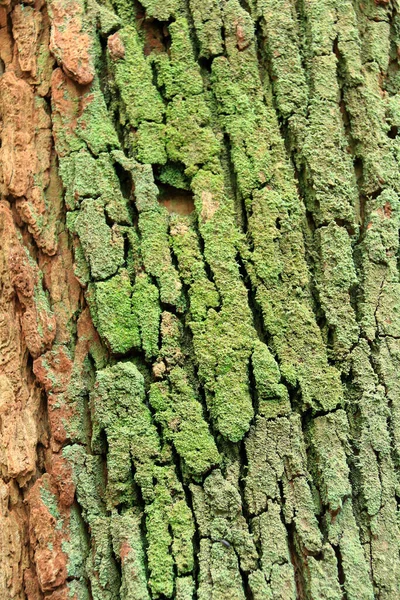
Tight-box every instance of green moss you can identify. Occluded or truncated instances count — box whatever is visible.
[110,26,165,127]
[150,367,220,476]
[170,214,219,321]
[165,95,220,175]
[91,362,160,507]
[154,17,203,99]
[135,122,167,165]
[146,465,194,598]
[139,205,183,307]
[75,198,124,280]
[94,269,141,354]
[76,79,120,155]
[131,273,161,359]
[159,164,191,190]
[111,510,151,600]
[137,0,180,20]
[189,0,223,58]
[251,340,291,418]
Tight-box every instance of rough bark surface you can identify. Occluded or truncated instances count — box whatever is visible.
[1,0,400,598]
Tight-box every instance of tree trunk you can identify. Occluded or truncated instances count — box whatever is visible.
[1,0,399,598]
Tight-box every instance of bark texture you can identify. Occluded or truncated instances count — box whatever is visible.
[1,0,400,598]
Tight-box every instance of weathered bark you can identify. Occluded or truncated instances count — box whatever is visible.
[1,0,400,598]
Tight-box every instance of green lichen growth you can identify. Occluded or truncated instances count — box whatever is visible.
[93,269,141,354]
[75,198,124,280]
[251,502,296,599]
[245,416,322,553]
[91,362,160,507]
[170,214,219,321]
[135,122,167,165]
[138,0,180,20]
[248,188,343,412]
[165,95,220,176]
[63,504,90,580]
[131,273,161,359]
[97,2,122,34]
[139,205,183,306]
[146,465,194,598]
[111,510,150,600]
[39,479,61,521]
[60,151,132,220]
[189,0,223,58]
[187,169,257,441]
[159,163,191,190]
[154,18,203,99]
[52,0,400,595]
[191,470,258,573]
[109,0,136,23]
[109,26,165,127]
[176,576,195,600]
[76,79,120,155]
[315,223,359,358]
[66,580,92,600]
[306,411,375,599]
[149,367,220,477]
[59,151,98,210]
[251,340,291,418]
[197,539,245,600]
[87,517,122,600]
[111,155,184,307]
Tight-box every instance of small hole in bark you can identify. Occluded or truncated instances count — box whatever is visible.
[157,184,195,215]
[388,125,398,139]
[0,58,5,76]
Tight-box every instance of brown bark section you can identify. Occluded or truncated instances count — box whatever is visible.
[0,3,90,598]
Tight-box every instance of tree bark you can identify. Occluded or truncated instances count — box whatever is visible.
[1,0,400,598]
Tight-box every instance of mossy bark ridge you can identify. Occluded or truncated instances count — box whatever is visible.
[0,0,400,598]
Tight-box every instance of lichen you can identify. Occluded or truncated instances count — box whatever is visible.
[93,270,140,354]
